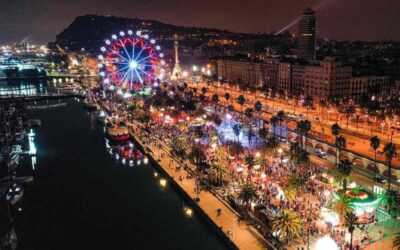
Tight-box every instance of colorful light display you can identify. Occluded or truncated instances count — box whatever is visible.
[98,30,165,93]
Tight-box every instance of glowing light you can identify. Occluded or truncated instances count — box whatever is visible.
[98,55,104,60]
[192,65,198,71]
[127,30,133,35]
[255,152,261,158]
[100,72,105,77]
[315,236,338,250]
[144,157,149,164]
[97,63,103,68]
[112,34,117,39]
[119,31,125,36]
[150,39,156,44]
[154,172,158,177]
[136,30,142,36]
[182,71,188,77]
[101,47,106,52]
[144,34,149,39]
[160,179,167,187]
[185,208,193,216]
[156,45,161,50]
[261,173,267,178]
[129,61,138,69]
[159,53,164,58]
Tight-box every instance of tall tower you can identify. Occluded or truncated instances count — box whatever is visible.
[171,34,182,81]
[298,8,316,61]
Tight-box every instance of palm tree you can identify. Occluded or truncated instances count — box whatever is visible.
[247,125,255,145]
[227,104,235,113]
[236,95,246,124]
[304,95,314,118]
[335,135,346,165]
[188,144,206,165]
[229,141,243,158]
[232,123,242,142]
[237,183,259,210]
[209,162,228,186]
[201,86,207,95]
[211,93,219,109]
[289,142,302,163]
[277,110,285,138]
[332,193,354,224]
[346,105,356,128]
[224,92,230,105]
[380,190,399,213]
[392,231,400,249]
[199,93,206,102]
[370,136,381,181]
[272,209,302,244]
[254,101,263,127]
[244,154,255,183]
[244,107,254,126]
[266,137,280,154]
[331,123,341,138]
[384,142,396,191]
[270,115,279,138]
[258,128,269,142]
[331,159,352,191]
[345,212,357,250]
[171,137,189,158]
[296,119,311,150]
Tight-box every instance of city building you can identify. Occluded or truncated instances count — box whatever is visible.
[217,59,264,88]
[351,75,391,97]
[297,8,316,60]
[263,58,280,90]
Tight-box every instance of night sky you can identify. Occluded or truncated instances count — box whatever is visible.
[1,0,399,44]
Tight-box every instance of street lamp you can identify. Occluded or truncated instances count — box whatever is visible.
[192,65,198,72]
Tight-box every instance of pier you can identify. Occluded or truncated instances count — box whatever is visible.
[126,120,272,250]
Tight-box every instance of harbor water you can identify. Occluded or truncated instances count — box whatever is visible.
[5,81,227,250]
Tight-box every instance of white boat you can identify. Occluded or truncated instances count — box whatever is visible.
[5,183,24,205]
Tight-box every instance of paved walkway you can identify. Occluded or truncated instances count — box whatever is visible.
[128,122,269,250]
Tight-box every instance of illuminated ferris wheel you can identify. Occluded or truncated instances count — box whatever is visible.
[97,30,165,92]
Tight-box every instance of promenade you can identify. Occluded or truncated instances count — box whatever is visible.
[127,121,269,250]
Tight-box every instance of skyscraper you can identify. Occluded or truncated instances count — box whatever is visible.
[298,8,316,60]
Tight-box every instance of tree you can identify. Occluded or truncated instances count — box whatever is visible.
[227,104,235,113]
[224,92,230,105]
[331,123,341,138]
[236,95,246,123]
[277,110,285,137]
[303,95,314,118]
[258,128,269,142]
[331,159,352,191]
[335,135,346,165]
[201,86,207,95]
[270,115,279,137]
[392,231,400,249]
[237,183,259,210]
[244,107,254,126]
[332,193,354,224]
[296,119,311,150]
[247,125,255,145]
[211,93,219,109]
[266,137,280,154]
[229,141,243,158]
[244,154,255,183]
[171,137,189,159]
[254,101,263,127]
[346,105,356,128]
[199,93,206,102]
[232,123,242,142]
[289,142,302,163]
[380,190,399,213]
[209,162,228,186]
[370,136,381,181]
[384,142,396,191]
[345,212,357,250]
[272,209,302,244]
[188,144,206,165]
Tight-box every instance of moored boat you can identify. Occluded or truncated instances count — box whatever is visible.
[106,119,130,142]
